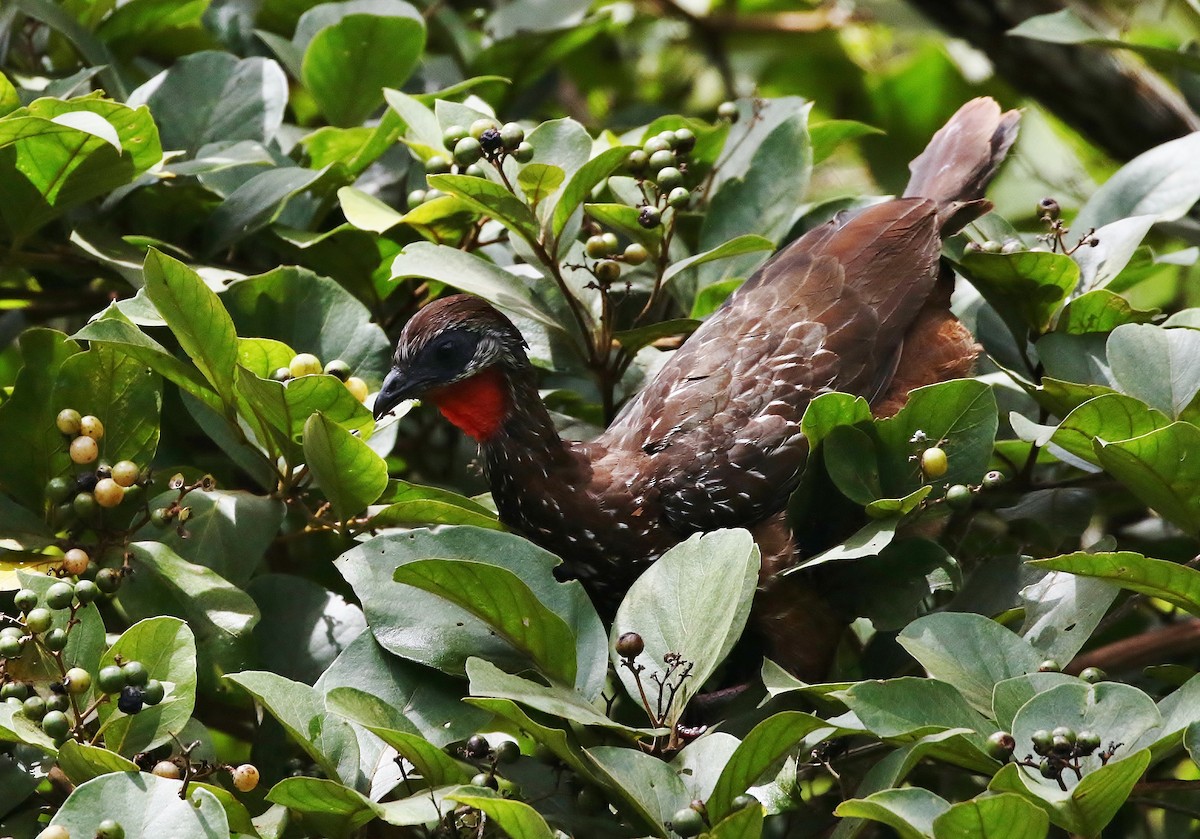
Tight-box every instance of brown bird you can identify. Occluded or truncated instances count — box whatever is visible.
[374,98,1019,677]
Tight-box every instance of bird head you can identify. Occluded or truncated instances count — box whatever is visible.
[373,295,529,441]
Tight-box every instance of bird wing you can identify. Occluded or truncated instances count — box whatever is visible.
[597,198,941,534]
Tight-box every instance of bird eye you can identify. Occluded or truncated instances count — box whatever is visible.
[432,339,458,361]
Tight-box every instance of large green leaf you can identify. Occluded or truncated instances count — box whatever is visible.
[367,479,502,530]
[1094,423,1200,534]
[931,793,1049,839]
[47,773,229,838]
[300,2,425,127]
[587,745,687,836]
[956,250,1079,336]
[393,558,578,686]
[549,144,638,241]
[427,173,540,242]
[448,791,557,839]
[1107,323,1200,419]
[611,529,759,725]
[1030,551,1200,617]
[303,412,389,522]
[836,787,950,839]
[840,678,992,741]
[1056,289,1158,334]
[207,164,332,253]
[1048,393,1171,467]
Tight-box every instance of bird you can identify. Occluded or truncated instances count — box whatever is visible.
[373,98,1020,678]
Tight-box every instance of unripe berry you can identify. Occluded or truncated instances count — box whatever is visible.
[673,128,696,153]
[945,484,972,510]
[585,235,611,258]
[142,679,165,706]
[97,665,125,694]
[648,149,676,171]
[920,447,948,479]
[655,166,683,191]
[73,579,99,604]
[0,636,22,658]
[14,588,37,612]
[153,760,181,780]
[1038,659,1062,672]
[717,101,739,121]
[983,470,1005,488]
[626,149,648,173]
[494,739,520,764]
[95,568,122,594]
[616,632,644,658]
[442,125,468,149]
[46,476,74,503]
[643,136,671,155]
[25,608,52,634]
[513,142,534,163]
[1080,666,1106,683]
[425,155,452,174]
[670,807,705,837]
[323,359,351,381]
[111,460,139,487]
[469,118,497,140]
[93,478,124,508]
[471,771,498,789]
[454,136,483,166]
[65,668,91,694]
[46,692,69,713]
[45,582,74,610]
[22,695,47,721]
[79,416,104,440]
[122,660,149,687]
[69,436,98,465]
[271,367,292,382]
[289,353,322,377]
[56,409,82,435]
[1031,729,1053,755]
[95,820,124,839]
[595,260,621,283]
[40,709,69,739]
[667,187,690,208]
[42,628,68,652]
[499,122,524,150]
[406,189,427,207]
[623,243,649,265]
[345,377,369,402]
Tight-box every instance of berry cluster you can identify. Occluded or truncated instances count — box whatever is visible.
[667,795,758,837]
[97,658,165,715]
[581,232,650,288]
[627,127,698,231]
[37,821,124,839]
[409,118,531,207]
[137,739,259,793]
[270,353,369,403]
[988,724,1120,791]
[908,432,1004,511]
[458,733,521,799]
[50,410,150,523]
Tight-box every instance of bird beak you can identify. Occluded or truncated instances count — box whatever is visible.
[373,367,416,421]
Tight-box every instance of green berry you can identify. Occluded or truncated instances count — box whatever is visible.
[22,695,46,721]
[406,189,427,207]
[655,166,683,191]
[46,692,69,712]
[442,124,468,149]
[674,128,696,153]
[46,476,74,503]
[985,731,1015,761]
[717,101,739,121]
[1080,666,1106,683]
[1001,238,1023,254]
[626,149,648,173]
[1031,729,1053,755]
[95,568,122,594]
[65,668,91,695]
[289,353,322,378]
[142,679,165,706]
[983,469,1005,488]
[1051,734,1073,755]
[648,149,676,171]
[97,665,126,694]
[1038,659,1062,673]
[42,628,68,652]
[323,359,352,381]
[1039,758,1058,779]
[595,260,621,283]
[270,367,291,382]
[585,235,611,258]
[45,582,74,611]
[453,136,483,166]
[513,142,534,163]
[731,794,757,810]
[0,636,22,659]
[96,819,124,839]
[25,608,52,634]
[920,447,948,478]
[72,490,99,520]
[122,660,149,687]
[150,507,171,528]
[41,709,69,739]
[0,682,28,701]
[464,163,486,178]
[980,240,1002,253]
[623,243,649,265]
[56,408,82,435]
[499,122,524,150]
[14,589,37,612]
[1052,726,1076,743]
[667,186,690,208]
[494,739,520,764]
[469,118,497,140]
[73,579,99,604]
[670,807,705,837]
[425,155,452,174]
[643,136,671,155]
[1076,730,1101,753]
[471,771,498,789]
[945,484,972,510]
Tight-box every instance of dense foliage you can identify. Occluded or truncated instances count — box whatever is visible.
[5,1,1200,838]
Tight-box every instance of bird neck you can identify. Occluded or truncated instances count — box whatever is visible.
[428,367,512,442]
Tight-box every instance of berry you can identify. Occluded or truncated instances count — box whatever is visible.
[983,470,1005,488]
[513,142,534,163]
[95,463,112,480]
[271,367,292,382]
[623,243,649,265]
[442,125,468,149]
[1038,659,1062,673]
[496,777,521,798]
[231,763,259,791]
[111,461,139,487]
[95,820,124,839]
[648,149,676,171]
[0,626,23,640]
[638,206,661,229]
[479,128,503,155]
[670,807,705,837]
[69,436,98,465]
[1038,197,1060,221]
[98,665,126,694]
[585,235,611,258]
[673,128,696,153]
[41,709,69,739]
[42,628,68,652]
[469,118,497,140]
[626,149,648,173]
[289,353,322,377]
[453,137,483,166]
[95,568,122,594]
[980,240,1002,253]
[0,636,22,658]
[46,693,70,713]
[616,632,644,658]
[466,734,490,758]
[986,731,1015,761]
[643,136,671,155]
[599,232,619,252]
[56,408,82,435]
[73,579,99,604]
[945,484,972,510]
[494,739,520,764]
[655,166,683,191]
[72,491,97,519]
[14,588,38,612]
[62,548,90,576]
[464,163,486,178]
[499,122,524,150]
[1001,239,1023,254]
[45,582,75,610]
[150,507,171,528]
[46,476,74,503]
[323,359,351,381]
[117,685,144,714]
[344,377,369,403]
[424,189,445,202]
[0,682,28,701]
[1039,758,1058,779]
[94,478,124,508]
[1080,666,1106,683]
[1051,734,1073,755]
[576,785,605,812]
[595,260,621,283]
[470,771,498,789]
[25,608,52,634]
[406,189,427,207]
[37,827,70,839]
[1052,726,1076,743]
[425,155,452,174]
[153,759,181,779]
[1030,729,1053,755]
[717,101,739,121]
[666,187,690,208]
[1076,730,1101,753]
[79,416,104,440]
[65,668,91,695]
[122,660,150,687]
[23,695,47,721]
[731,794,758,810]
[920,447,948,479]
[142,679,165,706]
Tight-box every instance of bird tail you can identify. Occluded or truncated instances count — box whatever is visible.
[902,97,1021,234]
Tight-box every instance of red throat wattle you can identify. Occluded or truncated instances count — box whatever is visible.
[428,368,510,442]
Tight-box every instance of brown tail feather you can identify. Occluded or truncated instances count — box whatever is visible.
[903,97,1021,234]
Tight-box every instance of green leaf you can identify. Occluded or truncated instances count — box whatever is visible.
[427,173,540,241]
[1057,289,1158,334]
[368,480,503,530]
[662,234,775,286]
[550,145,638,241]
[825,424,883,504]
[611,319,700,354]
[56,741,139,785]
[1107,323,1200,419]
[611,530,759,724]
[690,277,743,318]
[390,242,566,333]
[338,185,406,233]
[810,119,884,164]
[448,792,557,839]
[931,793,1050,839]
[96,617,198,756]
[706,802,765,839]
[587,745,687,835]
[1030,551,1200,617]
[226,670,361,787]
[801,391,873,447]
[1072,215,1158,292]
[708,711,836,821]
[585,202,663,249]
[393,558,578,686]
[836,787,950,839]
[1094,423,1200,534]
[897,613,1041,714]
[956,250,1079,336]
[991,673,1078,733]
[1048,393,1172,468]
[303,412,388,521]
[517,162,565,207]
[336,527,607,695]
[301,6,425,127]
[47,773,229,838]
[207,164,332,253]
[794,517,898,569]
[143,249,239,405]
[840,678,992,741]
[1020,572,1120,665]
[863,486,932,519]
[265,776,376,837]
[7,571,104,700]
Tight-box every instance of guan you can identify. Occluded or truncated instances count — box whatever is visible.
[374,98,1020,677]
